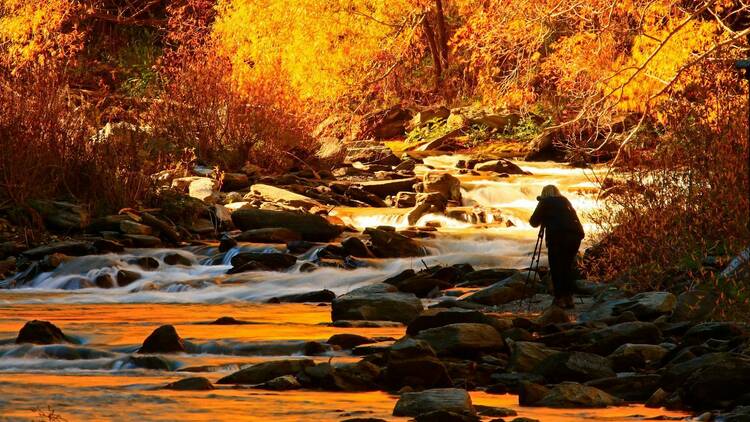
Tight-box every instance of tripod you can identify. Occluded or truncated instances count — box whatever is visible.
[520,226,545,312]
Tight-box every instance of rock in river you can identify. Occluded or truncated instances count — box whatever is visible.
[393,388,476,417]
[138,325,185,354]
[164,377,214,391]
[519,381,623,408]
[415,323,504,356]
[217,359,314,385]
[231,209,342,242]
[331,284,424,324]
[16,320,72,345]
[364,228,428,258]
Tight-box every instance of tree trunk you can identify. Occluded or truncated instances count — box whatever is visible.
[435,0,449,65]
[422,15,442,90]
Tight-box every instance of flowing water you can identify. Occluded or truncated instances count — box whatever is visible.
[0,157,688,421]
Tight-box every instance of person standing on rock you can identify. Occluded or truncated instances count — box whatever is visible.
[529,185,585,309]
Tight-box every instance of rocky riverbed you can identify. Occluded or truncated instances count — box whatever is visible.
[0,152,745,421]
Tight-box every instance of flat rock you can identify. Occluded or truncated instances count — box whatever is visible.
[249,184,322,209]
[332,284,423,324]
[462,272,532,306]
[358,178,418,198]
[235,228,303,243]
[393,388,475,417]
[22,241,95,260]
[612,291,677,320]
[407,308,507,336]
[533,351,615,383]
[231,209,342,242]
[217,359,314,385]
[415,323,504,356]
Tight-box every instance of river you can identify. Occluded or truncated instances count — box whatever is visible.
[0,157,688,421]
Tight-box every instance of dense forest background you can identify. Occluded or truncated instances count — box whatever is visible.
[0,0,748,310]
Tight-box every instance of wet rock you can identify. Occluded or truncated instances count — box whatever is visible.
[163,253,191,266]
[229,252,297,272]
[221,173,249,191]
[22,241,95,260]
[358,178,419,198]
[232,209,342,242]
[473,160,525,175]
[131,256,159,270]
[393,388,475,417]
[268,289,336,303]
[327,334,377,350]
[119,355,174,371]
[328,360,382,391]
[520,381,623,408]
[341,237,374,258]
[407,192,448,226]
[40,253,72,270]
[533,351,615,383]
[407,308,507,336]
[332,284,423,324]
[94,274,115,288]
[608,344,668,371]
[219,235,238,252]
[217,359,314,385]
[508,341,560,372]
[612,292,677,320]
[475,405,517,418]
[164,377,214,391]
[585,374,662,402]
[248,184,322,209]
[258,375,302,390]
[116,270,141,287]
[208,316,253,325]
[415,323,504,356]
[384,338,452,389]
[16,320,71,345]
[583,322,662,355]
[364,227,427,258]
[235,227,303,244]
[462,272,532,306]
[138,325,185,354]
[672,290,717,322]
[60,277,95,290]
[681,322,746,346]
[423,173,461,202]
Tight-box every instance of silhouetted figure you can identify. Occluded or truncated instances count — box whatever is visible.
[529,185,585,309]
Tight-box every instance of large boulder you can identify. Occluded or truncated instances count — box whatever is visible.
[231,209,342,242]
[462,272,533,306]
[331,284,424,324]
[393,388,475,417]
[608,344,669,371]
[358,178,419,198]
[15,320,72,345]
[406,192,448,226]
[384,338,452,389]
[29,200,89,231]
[248,184,322,209]
[508,341,561,373]
[407,308,506,336]
[138,325,185,354]
[235,228,302,243]
[415,323,504,356]
[422,173,461,202]
[681,322,746,346]
[585,374,662,402]
[217,359,314,385]
[533,351,615,383]
[675,353,750,409]
[364,228,427,258]
[519,382,623,408]
[583,322,662,355]
[229,252,297,272]
[612,291,677,320]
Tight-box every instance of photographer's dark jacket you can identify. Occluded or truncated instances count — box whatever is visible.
[529,196,585,243]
